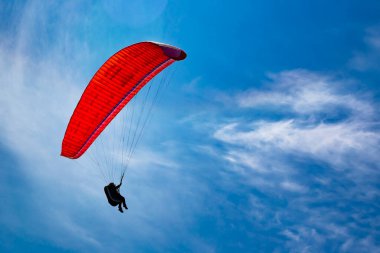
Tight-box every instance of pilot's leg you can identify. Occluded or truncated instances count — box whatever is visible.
[118,202,123,213]
[120,196,128,209]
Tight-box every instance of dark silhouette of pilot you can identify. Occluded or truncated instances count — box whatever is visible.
[104,182,128,213]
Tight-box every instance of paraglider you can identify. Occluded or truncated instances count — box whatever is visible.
[104,174,128,213]
[61,41,186,212]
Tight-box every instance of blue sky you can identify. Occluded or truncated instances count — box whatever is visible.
[1,1,380,252]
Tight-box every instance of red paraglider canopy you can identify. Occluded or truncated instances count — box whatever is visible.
[61,42,186,159]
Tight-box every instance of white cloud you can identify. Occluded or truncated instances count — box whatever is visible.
[212,69,380,251]
[237,70,373,117]
[282,229,300,242]
[214,119,379,171]
[280,180,306,193]
[350,26,380,71]
[215,70,380,172]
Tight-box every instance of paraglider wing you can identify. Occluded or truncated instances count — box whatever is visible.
[61,42,186,159]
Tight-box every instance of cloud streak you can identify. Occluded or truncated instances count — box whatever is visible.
[237,70,374,117]
[350,26,380,71]
[212,69,380,251]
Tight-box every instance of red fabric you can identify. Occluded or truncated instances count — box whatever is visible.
[61,42,181,159]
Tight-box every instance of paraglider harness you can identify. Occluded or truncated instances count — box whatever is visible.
[104,173,125,206]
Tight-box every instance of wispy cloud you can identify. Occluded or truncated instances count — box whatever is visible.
[237,70,373,117]
[217,70,379,171]
[212,69,380,251]
[350,26,380,71]
[215,119,379,171]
